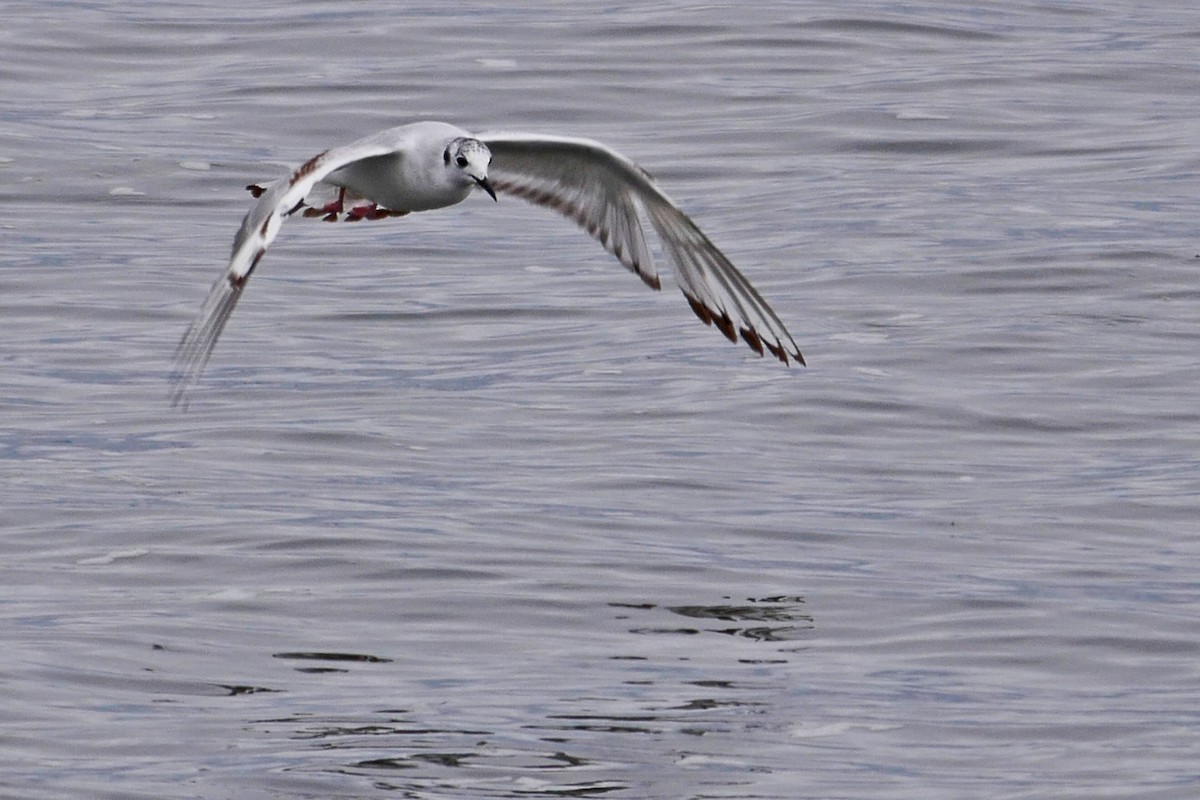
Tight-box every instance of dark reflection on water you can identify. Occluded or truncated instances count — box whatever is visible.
[144,592,821,798]
[266,711,631,795]
[273,651,395,663]
[615,595,814,642]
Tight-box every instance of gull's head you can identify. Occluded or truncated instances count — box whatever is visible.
[443,137,496,201]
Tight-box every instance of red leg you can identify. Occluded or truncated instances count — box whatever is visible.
[321,187,346,221]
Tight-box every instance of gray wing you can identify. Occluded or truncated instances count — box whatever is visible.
[170,136,398,407]
[478,132,804,365]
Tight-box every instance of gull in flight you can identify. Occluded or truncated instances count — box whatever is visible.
[171,121,803,405]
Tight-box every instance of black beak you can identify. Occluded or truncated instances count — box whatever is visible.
[475,176,497,202]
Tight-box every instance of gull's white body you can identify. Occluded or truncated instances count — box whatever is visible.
[325,121,480,211]
[172,121,803,405]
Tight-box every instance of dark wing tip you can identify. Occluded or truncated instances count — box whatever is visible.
[762,338,806,367]
[739,327,764,356]
[712,311,738,344]
[685,293,713,326]
[684,292,804,366]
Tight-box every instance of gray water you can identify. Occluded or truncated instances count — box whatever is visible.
[3,2,1198,798]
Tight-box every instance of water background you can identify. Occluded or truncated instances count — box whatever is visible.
[3,2,1198,798]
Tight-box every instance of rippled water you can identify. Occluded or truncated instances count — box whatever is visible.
[3,2,1199,798]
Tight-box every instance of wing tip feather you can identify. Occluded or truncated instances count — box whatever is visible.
[739,327,765,356]
[685,293,713,326]
[684,292,804,366]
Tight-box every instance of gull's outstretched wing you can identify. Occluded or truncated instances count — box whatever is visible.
[478,132,804,365]
[170,136,400,407]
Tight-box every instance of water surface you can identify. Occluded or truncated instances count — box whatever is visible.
[2,2,1198,798]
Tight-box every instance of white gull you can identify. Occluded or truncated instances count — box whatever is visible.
[171,121,803,405]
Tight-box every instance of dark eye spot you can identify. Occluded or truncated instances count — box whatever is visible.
[443,148,450,164]
[456,155,468,168]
